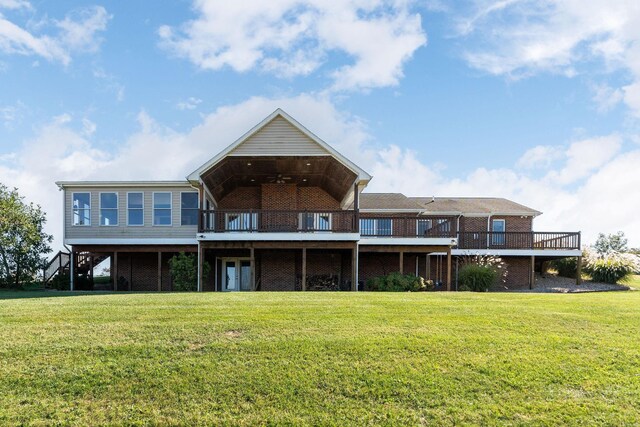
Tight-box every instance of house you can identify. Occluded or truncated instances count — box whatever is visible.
[50,109,582,291]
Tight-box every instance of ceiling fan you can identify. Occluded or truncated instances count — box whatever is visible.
[267,173,292,184]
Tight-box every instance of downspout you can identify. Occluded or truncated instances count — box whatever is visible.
[486,215,492,249]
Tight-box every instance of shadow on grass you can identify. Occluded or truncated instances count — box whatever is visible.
[0,289,152,300]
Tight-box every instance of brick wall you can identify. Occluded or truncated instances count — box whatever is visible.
[218,187,261,209]
[115,252,158,291]
[460,215,533,232]
[297,187,340,210]
[260,250,297,291]
[493,216,532,232]
[359,253,401,285]
[501,256,532,290]
[262,184,297,210]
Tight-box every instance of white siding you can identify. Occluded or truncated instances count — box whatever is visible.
[64,185,198,241]
[229,116,330,156]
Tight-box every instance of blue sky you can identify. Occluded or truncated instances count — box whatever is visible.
[1,0,639,247]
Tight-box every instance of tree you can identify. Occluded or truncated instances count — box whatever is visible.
[168,252,210,291]
[0,184,53,288]
[593,231,628,256]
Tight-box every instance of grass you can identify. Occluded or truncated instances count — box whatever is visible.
[622,274,640,289]
[1,291,639,425]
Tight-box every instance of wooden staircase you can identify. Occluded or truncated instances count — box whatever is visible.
[43,251,109,288]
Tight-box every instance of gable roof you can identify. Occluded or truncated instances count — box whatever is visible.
[187,108,372,183]
[410,197,541,216]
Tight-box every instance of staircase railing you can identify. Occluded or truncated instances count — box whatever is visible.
[43,250,70,286]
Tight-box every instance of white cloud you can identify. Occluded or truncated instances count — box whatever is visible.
[456,0,640,116]
[0,0,31,10]
[1,95,638,252]
[516,145,563,170]
[176,97,202,111]
[0,5,109,65]
[158,1,426,91]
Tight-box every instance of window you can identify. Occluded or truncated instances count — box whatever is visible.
[127,192,143,226]
[417,219,432,236]
[181,192,199,226]
[491,219,505,245]
[360,218,392,236]
[153,192,172,226]
[300,212,332,231]
[225,213,258,231]
[100,193,118,226]
[436,218,451,234]
[72,192,91,226]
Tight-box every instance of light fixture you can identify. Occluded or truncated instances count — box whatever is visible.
[302,178,307,182]
[247,162,252,166]
[306,162,311,166]
[250,179,255,182]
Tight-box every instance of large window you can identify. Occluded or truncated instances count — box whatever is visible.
[417,219,432,236]
[72,192,91,226]
[127,192,144,226]
[153,192,172,226]
[491,219,505,245]
[360,218,392,236]
[300,212,332,231]
[181,192,199,226]
[225,213,258,231]
[100,193,118,226]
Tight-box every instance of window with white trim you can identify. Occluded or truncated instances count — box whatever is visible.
[300,212,332,231]
[437,218,451,234]
[225,212,258,231]
[153,192,172,226]
[127,192,143,226]
[181,192,199,226]
[491,219,505,245]
[417,219,432,236]
[72,192,91,226]
[100,193,118,226]
[360,218,392,236]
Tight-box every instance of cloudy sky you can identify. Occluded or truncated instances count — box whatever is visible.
[1,0,639,248]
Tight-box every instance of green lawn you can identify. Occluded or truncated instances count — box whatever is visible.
[1,292,639,425]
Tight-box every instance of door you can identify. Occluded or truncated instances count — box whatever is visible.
[222,258,252,291]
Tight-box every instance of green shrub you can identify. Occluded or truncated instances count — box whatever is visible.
[366,272,433,292]
[551,257,577,278]
[49,273,92,290]
[168,252,210,291]
[458,264,498,292]
[584,254,635,284]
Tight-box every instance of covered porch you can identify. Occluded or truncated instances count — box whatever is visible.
[197,241,359,292]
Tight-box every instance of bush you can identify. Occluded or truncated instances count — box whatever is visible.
[551,257,577,278]
[458,264,498,292]
[49,273,93,290]
[168,252,210,291]
[366,272,433,292]
[583,251,636,284]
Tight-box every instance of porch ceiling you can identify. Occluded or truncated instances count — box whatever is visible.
[201,156,357,202]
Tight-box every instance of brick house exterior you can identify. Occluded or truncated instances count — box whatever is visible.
[52,109,582,292]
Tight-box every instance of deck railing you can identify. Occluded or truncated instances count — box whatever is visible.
[456,231,581,250]
[198,210,580,250]
[199,209,358,233]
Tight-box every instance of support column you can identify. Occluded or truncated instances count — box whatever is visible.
[113,251,118,291]
[301,247,307,291]
[399,251,404,274]
[70,250,75,291]
[197,243,204,292]
[576,256,582,285]
[530,256,535,290]
[89,255,94,287]
[157,252,162,292]
[250,246,256,291]
[446,248,452,291]
[352,244,359,291]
